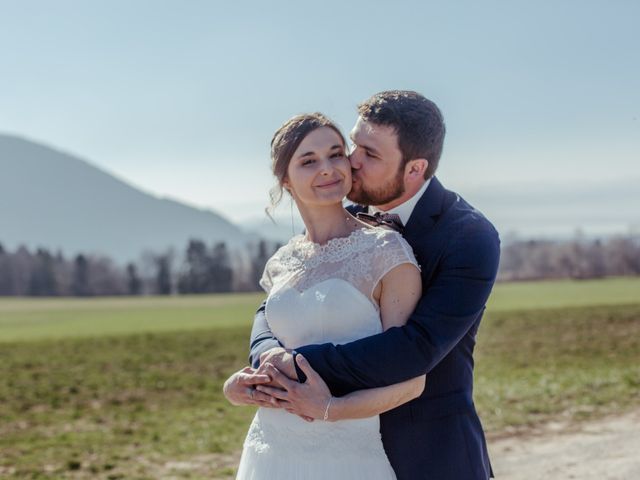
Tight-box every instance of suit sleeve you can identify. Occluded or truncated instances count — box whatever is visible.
[296,223,500,396]
[247,251,283,368]
[248,300,282,368]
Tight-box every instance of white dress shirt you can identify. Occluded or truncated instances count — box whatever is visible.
[369,178,432,225]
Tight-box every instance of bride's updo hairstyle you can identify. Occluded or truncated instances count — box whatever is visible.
[267,112,346,216]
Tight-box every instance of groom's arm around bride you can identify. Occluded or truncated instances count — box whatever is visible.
[230,90,501,479]
[254,179,500,480]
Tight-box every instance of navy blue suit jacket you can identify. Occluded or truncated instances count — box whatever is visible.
[249,177,500,479]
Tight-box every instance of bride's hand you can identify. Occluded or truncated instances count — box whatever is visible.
[255,355,333,421]
[222,366,275,408]
[257,347,298,380]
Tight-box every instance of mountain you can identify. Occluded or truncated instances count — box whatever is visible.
[0,134,253,264]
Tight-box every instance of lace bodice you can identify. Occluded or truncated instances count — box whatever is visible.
[260,226,419,348]
[261,227,418,304]
[238,226,416,479]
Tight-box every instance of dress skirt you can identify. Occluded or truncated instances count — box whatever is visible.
[236,407,397,479]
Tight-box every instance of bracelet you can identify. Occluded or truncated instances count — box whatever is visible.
[323,397,333,421]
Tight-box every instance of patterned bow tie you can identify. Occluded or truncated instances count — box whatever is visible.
[356,211,405,233]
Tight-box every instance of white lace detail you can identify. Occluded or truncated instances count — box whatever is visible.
[240,226,412,479]
[260,227,419,307]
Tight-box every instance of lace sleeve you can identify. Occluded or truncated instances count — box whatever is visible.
[258,242,292,295]
[259,259,274,294]
[370,230,420,298]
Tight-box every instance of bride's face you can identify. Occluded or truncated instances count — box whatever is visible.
[284,127,351,208]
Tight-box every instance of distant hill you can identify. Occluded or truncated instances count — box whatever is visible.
[0,134,253,264]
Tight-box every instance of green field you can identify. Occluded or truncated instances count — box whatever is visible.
[0,294,264,343]
[1,277,639,479]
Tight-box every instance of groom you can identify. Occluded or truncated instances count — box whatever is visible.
[225,90,500,479]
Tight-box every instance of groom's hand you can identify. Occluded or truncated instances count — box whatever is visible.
[257,347,298,381]
[256,355,332,421]
[222,366,275,408]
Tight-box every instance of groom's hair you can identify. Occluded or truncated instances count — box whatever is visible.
[358,90,445,179]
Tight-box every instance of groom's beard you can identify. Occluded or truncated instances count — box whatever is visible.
[347,168,405,206]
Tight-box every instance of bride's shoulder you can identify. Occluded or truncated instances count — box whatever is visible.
[359,227,417,264]
[360,226,407,247]
[263,234,309,267]
[259,235,306,293]
[267,235,302,266]
[272,234,306,255]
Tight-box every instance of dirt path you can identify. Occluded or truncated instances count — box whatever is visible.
[489,409,640,479]
[155,410,640,479]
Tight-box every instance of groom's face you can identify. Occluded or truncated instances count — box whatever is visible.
[347,117,405,207]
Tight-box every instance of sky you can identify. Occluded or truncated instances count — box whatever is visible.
[1,0,639,237]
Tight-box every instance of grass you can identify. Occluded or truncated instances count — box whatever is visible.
[0,293,263,343]
[487,276,640,312]
[475,303,640,433]
[0,277,639,478]
[2,277,639,343]
[0,328,254,479]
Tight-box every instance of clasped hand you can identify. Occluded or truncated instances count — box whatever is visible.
[223,348,332,422]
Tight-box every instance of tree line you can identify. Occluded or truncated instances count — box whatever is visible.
[0,233,639,296]
[497,233,640,281]
[0,239,277,297]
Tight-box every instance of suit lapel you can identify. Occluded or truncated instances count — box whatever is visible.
[348,177,450,246]
[403,177,448,245]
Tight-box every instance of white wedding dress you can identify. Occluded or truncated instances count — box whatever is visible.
[236,226,419,480]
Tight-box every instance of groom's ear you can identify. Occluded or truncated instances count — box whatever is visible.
[405,158,429,181]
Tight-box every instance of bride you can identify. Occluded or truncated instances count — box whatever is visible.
[227,112,424,479]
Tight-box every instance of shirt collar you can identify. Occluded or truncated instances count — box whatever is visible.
[370,178,432,225]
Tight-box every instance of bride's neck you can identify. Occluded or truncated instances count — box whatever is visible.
[297,203,355,246]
